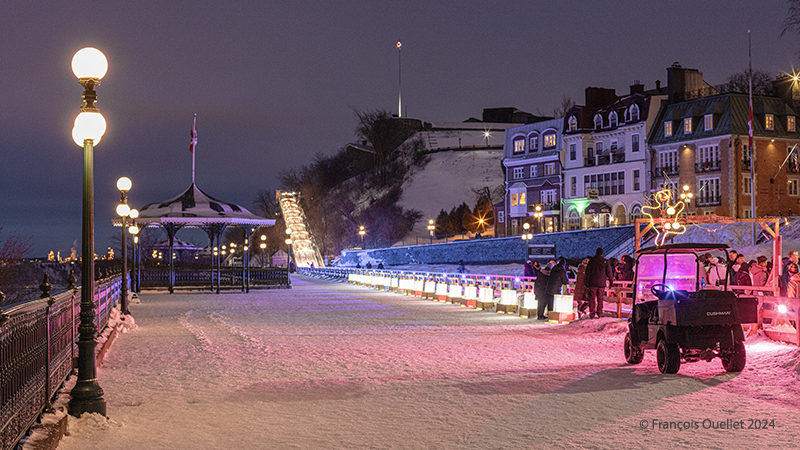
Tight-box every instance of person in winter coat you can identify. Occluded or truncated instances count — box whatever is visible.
[616,254,635,282]
[534,265,551,320]
[546,258,570,314]
[585,247,612,319]
[788,263,800,298]
[572,258,590,317]
[733,261,753,294]
[523,260,535,277]
[707,256,725,286]
[780,251,799,296]
[750,257,768,287]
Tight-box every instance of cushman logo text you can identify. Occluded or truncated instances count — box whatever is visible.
[706,311,732,316]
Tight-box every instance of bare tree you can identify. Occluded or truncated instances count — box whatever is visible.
[782,0,800,38]
[551,95,576,118]
[716,69,775,96]
[0,226,31,306]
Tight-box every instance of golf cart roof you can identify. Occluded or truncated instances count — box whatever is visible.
[637,243,729,256]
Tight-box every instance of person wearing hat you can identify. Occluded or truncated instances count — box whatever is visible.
[585,247,612,319]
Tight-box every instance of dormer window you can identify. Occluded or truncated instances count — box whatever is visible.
[529,134,539,152]
[704,114,713,132]
[789,116,796,132]
[609,112,618,128]
[543,132,556,149]
[594,114,603,130]
[664,122,673,137]
[513,137,525,154]
[568,116,577,132]
[630,104,640,122]
[766,114,775,130]
[684,118,692,135]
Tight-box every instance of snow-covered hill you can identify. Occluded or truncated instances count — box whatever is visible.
[398,149,504,238]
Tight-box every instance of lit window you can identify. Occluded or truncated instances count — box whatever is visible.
[594,115,602,130]
[519,192,526,206]
[543,133,556,148]
[632,134,640,152]
[511,194,518,206]
[789,179,799,196]
[513,167,523,179]
[664,122,672,137]
[704,114,713,132]
[545,163,556,175]
[766,114,774,130]
[789,116,796,132]
[530,135,539,152]
[684,118,692,134]
[513,138,525,154]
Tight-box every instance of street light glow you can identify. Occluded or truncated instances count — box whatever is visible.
[72,112,106,146]
[116,177,132,192]
[71,47,108,80]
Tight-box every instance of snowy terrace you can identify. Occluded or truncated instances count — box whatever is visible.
[45,275,800,450]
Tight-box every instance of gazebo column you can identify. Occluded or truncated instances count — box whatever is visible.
[244,227,252,293]
[204,225,216,293]
[165,223,179,294]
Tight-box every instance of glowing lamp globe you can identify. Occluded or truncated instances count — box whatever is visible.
[72,111,106,146]
[128,225,140,235]
[72,48,108,80]
[778,304,788,314]
[117,177,132,192]
[129,209,139,219]
[116,203,131,217]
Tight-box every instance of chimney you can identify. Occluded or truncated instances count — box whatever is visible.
[655,80,661,90]
[667,62,706,103]
[585,87,617,108]
[630,80,645,96]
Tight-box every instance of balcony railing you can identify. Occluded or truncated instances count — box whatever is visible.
[742,159,756,171]
[696,195,722,207]
[695,160,721,173]
[585,157,596,167]
[598,155,611,166]
[612,153,626,163]
[656,165,679,176]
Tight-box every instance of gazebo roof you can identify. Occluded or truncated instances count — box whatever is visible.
[116,183,275,228]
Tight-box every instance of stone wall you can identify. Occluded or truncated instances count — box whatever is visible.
[338,225,634,266]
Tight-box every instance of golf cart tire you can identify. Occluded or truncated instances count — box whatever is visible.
[656,339,681,374]
[624,332,644,365]
[721,342,746,373]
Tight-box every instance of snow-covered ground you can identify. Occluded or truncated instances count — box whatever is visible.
[54,275,800,450]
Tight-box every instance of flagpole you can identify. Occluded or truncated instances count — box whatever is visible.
[192,113,197,185]
[749,30,756,245]
[397,40,402,118]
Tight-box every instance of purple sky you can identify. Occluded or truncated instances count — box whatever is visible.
[1,1,796,257]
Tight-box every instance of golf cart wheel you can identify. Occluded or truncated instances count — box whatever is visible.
[656,339,681,374]
[624,332,644,364]
[721,342,746,373]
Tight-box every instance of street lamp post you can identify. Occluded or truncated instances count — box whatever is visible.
[69,47,108,417]
[521,222,533,260]
[260,234,267,268]
[427,219,435,244]
[116,177,135,315]
[285,228,293,276]
[128,223,140,294]
[533,205,543,234]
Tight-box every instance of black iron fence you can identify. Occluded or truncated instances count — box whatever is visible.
[0,276,121,450]
[139,267,288,289]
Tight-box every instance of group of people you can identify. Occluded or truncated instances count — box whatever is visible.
[525,247,628,320]
[704,249,800,298]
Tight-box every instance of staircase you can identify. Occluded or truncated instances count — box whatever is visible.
[279,191,324,267]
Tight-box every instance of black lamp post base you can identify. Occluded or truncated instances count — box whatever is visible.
[68,380,107,417]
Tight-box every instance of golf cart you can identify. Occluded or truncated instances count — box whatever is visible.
[623,243,758,374]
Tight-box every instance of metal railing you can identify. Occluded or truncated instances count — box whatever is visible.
[656,165,679,176]
[139,267,289,290]
[695,160,721,173]
[0,275,121,450]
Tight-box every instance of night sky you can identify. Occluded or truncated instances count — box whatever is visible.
[1,1,796,257]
